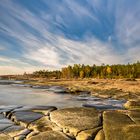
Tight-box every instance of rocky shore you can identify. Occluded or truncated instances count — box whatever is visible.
[0,100,140,140]
[24,79,140,101]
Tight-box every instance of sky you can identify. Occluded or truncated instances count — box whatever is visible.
[0,0,140,75]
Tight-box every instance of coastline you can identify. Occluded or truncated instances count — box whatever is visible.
[0,79,140,139]
[23,78,140,100]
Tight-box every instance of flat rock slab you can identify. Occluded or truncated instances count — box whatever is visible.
[103,110,140,140]
[2,125,27,137]
[27,131,71,140]
[50,107,101,136]
[13,106,57,115]
[0,123,13,131]
[11,111,43,127]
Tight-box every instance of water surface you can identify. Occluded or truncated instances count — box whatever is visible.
[0,80,126,109]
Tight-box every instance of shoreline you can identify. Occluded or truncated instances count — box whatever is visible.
[0,101,139,140]
[23,78,140,100]
[0,79,140,139]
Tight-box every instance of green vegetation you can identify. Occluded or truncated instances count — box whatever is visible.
[32,61,140,79]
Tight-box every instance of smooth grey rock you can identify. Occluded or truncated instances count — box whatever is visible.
[13,106,57,115]
[0,114,5,119]
[0,118,14,124]
[0,123,13,131]
[2,125,25,137]
[11,111,43,127]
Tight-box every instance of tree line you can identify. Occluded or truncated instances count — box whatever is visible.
[31,61,140,79]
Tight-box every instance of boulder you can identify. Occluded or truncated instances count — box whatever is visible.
[50,107,101,136]
[76,126,102,140]
[3,125,30,137]
[103,110,140,140]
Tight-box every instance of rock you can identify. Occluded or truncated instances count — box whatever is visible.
[2,125,24,137]
[28,116,62,132]
[103,110,140,140]
[124,100,140,110]
[27,131,71,140]
[3,125,29,137]
[0,133,12,140]
[0,116,13,131]
[128,110,140,124]
[0,105,21,111]
[94,129,105,140]
[0,118,14,124]
[26,131,40,139]
[11,111,43,127]
[31,106,57,115]
[76,126,102,140]
[50,107,101,136]
[14,135,26,140]
[13,106,57,115]
[83,104,122,110]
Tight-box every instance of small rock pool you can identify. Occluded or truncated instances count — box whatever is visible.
[0,80,126,109]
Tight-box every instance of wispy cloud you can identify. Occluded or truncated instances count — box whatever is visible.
[0,0,140,75]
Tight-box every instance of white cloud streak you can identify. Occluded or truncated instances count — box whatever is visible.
[0,0,140,75]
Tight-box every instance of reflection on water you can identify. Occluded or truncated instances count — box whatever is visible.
[0,80,126,109]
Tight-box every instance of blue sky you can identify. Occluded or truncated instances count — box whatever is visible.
[0,0,140,74]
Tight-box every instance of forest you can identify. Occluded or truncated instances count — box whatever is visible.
[31,61,140,79]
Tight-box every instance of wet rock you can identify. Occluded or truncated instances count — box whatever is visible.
[0,105,21,115]
[94,129,105,140]
[76,126,102,140]
[0,116,14,131]
[13,106,57,115]
[83,104,121,110]
[103,110,140,140]
[27,131,71,140]
[50,107,101,137]
[0,123,13,131]
[11,111,43,127]
[2,125,25,137]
